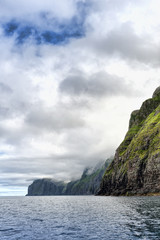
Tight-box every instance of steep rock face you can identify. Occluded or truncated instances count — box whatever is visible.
[27,158,112,196]
[65,160,112,195]
[98,87,160,196]
[27,179,66,196]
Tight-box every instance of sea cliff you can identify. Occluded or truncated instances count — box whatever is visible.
[27,158,112,196]
[98,87,160,196]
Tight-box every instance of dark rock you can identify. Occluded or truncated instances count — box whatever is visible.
[152,86,160,98]
[27,179,66,196]
[27,158,112,196]
[98,87,160,196]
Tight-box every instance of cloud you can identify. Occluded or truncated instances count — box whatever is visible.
[0,146,112,189]
[0,0,160,195]
[0,82,12,93]
[0,104,85,148]
[0,0,77,22]
[3,16,86,45]
[59,70,136,97]
[25,105,85,132]
[90,0,140,12]
[1,0,88,45]
[83,22,160,67]
[0,72,36,121]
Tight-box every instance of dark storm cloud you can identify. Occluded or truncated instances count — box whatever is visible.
[59,71,136,97]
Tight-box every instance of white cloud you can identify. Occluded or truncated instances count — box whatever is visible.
[0,0,160,195]
[0,0,77,23]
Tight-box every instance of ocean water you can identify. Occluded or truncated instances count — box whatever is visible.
[0,196,159,240]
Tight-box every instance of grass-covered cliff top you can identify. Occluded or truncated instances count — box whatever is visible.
[119,87,160,156]
[126,105,160,160]
[99,86,160,196]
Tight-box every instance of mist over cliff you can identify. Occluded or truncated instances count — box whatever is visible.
[27,158,112,196]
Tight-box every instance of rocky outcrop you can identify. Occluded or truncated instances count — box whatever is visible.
[27,179,66,196]
[65,159,112,195]
[27,158,112,196]
[98,87,160,196]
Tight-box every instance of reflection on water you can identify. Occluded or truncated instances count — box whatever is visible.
[0,196,159,240]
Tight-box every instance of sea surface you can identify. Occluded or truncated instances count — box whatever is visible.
[0,196,159,240]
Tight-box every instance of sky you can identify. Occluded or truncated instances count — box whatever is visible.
[0,0,160,195]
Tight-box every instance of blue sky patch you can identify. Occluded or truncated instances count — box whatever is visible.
[1,1,91,45]
[2,12,86,45]
[4,21,19,36]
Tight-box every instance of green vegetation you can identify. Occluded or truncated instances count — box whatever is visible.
[119,124,142,156]
[118,105,160,177]
[27,158,113,196]
[119,94,160,157]
[128,106,160,158]
[98,86,160,196]
[69,158,112,194]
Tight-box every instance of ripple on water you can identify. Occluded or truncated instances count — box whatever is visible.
[0,196,159,240]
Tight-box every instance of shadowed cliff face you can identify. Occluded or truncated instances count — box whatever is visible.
[27,159,112,196]
[98,87,160,196]
[27,179,66,196]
